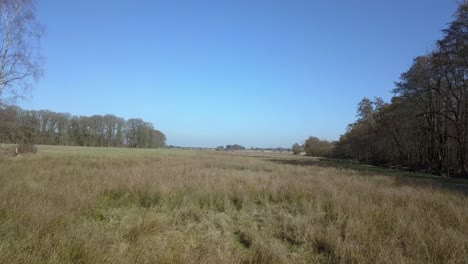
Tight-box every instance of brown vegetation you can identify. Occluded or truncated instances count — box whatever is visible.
[0,146,466,263]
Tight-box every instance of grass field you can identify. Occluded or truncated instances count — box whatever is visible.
[0,146,467,263]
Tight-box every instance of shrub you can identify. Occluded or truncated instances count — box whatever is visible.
[16,144,37,154]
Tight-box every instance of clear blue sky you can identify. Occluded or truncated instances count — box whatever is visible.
[20,0,459,148]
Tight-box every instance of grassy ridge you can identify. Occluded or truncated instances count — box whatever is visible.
[0,146,467,263]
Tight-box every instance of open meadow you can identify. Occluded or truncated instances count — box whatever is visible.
[0,146,467,263]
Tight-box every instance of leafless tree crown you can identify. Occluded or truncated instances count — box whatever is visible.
[0,0,43,107]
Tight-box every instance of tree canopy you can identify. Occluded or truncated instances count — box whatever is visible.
[0,0,43,106]
[332,3,468,177]
[0,106,166,148]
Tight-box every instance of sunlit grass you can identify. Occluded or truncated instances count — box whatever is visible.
[36,145,195,157]
[0,146,467,263]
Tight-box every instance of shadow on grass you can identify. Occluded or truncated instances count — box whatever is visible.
[268,157,468,195]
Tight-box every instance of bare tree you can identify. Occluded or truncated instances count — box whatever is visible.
[0,0,43,107]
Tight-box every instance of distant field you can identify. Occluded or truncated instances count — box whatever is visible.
[0,146,467,263]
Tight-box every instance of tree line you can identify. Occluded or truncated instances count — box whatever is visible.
[0,1,166,150]
[0,106,166,148]
[292,137,334,156]
[294,4,468,178]
[216,144,245,151]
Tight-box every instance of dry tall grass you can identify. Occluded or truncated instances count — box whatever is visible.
[0,146,467,263]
